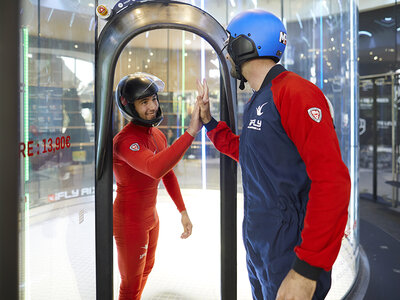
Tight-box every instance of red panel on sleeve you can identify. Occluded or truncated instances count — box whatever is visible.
[207,121,240,162]
[271,72,351,271]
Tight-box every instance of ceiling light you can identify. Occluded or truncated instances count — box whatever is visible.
[359,31,372,37]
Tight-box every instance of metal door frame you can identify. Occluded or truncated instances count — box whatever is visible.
[0,2,19,299]
[95,1,237,299]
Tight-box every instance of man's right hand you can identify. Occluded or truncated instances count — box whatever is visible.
[186,101,202,137]
[196,79,212,124]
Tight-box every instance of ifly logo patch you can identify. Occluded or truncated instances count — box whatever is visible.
[129,143,140,151]
[248,119,262,131]
[308,108,322,123]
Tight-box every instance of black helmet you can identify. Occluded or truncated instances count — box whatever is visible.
[115,72,165,127]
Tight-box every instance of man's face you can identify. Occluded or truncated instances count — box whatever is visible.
[133,94,159,120]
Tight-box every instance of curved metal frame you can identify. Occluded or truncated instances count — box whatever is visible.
[96,0,237,178]
[95,1,237,299]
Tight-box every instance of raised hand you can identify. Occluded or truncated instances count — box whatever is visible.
[196,79,212,124]
[186,100,202,137]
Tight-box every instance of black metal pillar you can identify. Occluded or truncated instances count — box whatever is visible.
[372,79,378,201]
[220,76,237,300]
[95,88,114,300]
[0,2,19,299]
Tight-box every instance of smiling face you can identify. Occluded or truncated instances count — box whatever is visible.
[133,94,159,120]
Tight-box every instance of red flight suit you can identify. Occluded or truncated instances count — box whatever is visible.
[113,122,193,299]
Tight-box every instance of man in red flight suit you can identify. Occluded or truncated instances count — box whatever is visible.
[113,72,202,300]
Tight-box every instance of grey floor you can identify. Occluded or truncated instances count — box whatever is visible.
[359,194,400,300]
[23,164,395,299]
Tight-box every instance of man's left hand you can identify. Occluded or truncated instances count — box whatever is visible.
[276,269,316,300]
[180,210,193,239]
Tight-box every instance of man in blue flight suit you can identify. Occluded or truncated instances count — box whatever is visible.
[196,9,351,300]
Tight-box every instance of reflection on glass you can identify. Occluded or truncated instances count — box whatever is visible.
[19,1,96,299]
[283,1,359,298]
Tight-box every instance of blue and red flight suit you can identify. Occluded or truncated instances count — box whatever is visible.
[205,64,351,299]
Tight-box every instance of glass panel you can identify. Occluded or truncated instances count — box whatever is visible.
[112,29,223,299]
[359,76,395,201]
[19,1,96,299]
[282,0,359,298]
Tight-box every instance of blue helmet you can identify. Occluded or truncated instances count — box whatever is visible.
[226,9,287,67]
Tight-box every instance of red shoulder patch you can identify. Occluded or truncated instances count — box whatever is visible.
[129,143,140,151]
[308,108,322,123]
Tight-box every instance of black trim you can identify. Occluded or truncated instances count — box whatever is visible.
[204,117,219,132]
[292,256,323,281]
[220,76,237,300]
[95,0,114,298]
[0,2,19,299]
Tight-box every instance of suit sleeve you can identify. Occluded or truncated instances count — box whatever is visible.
[114,131,194,180]
[205,118,240,162]
[162,170,186,212]
[272,77,351,278]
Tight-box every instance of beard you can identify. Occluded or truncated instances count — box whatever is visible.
[230,65,241,80]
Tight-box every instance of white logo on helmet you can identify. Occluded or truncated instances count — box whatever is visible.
[279,32,287,45]
[129,143,140,151]
[308,108,322,123]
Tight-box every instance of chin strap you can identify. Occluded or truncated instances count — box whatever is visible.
[239,77,246,90]
[234,64,247,90]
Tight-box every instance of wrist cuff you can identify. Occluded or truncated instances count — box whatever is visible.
[292,256,323,281]
[204,117,218,132]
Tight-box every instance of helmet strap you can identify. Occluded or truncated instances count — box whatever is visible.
[239,77,246,90]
